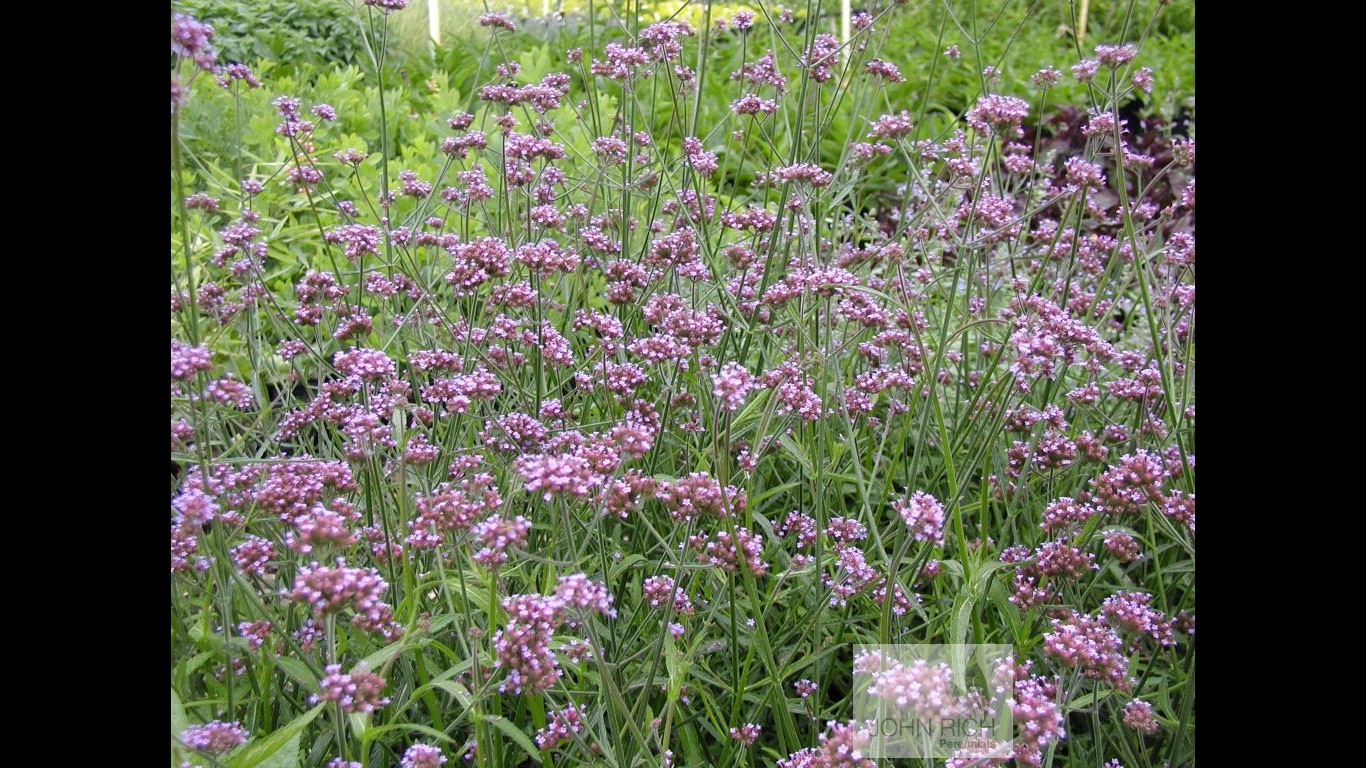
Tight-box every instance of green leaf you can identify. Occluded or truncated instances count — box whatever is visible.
[486,715,540,760]
[989,579,1024,645]
[664,631,685,703]
[171,689,190,767]
[609,553,648,581]
[936,559,965,582]
[948,559,1012,678]
[358,638,406,673]
[731,387,772,435]
[517,43,555,83]
[432,679,474,713]
[950,560,1016,642]
[275,656,318,688]
[256,733,302,768]
[348,712,371,739]
[1068,689,1117,710]
[779,432,813,475]
[225,704,325,768]
[358,721,454,744]
[171,688,189,737]
[181,650,216,677]
[750,481,800,507]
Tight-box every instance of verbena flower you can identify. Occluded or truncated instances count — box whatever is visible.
[313,664,390,713]
[399,744,446,768]
[180,721,247,753]
[535,704,585,750]
[895,491,945,545]
[1122,699,1159,734]
[730,723,762,745]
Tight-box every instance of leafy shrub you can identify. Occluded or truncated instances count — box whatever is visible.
[172,3,1195,767]
[179,0,371,76]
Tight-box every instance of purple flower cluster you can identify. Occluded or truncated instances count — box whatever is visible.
[966,94,1031,137]
[690,526,769,575]
[655,472,744,521]
[494,576,615,694]
[729,723,762,745]
[283,559,399,638]
[171,14,217,71]
[313,664,390,713]
[862,655,961,721]
[1122,699,1159,734]
[516,452,601,501]
[171,11,1194,764]
[712,362,759,411]
[472,514,532,569]
[894,491,946,545]
[642,574,694,615]
[802,34,841,83]
[555,572,618,618]
[399,744,446,768]
[1043,611,1131,689]
[534,703,585,749]
[180,720,247,753]
[494,593,566,694]
[777,721,876,768]
[478,13,516,32]
[1101,591,1175,648]
[1010,673,1066,767]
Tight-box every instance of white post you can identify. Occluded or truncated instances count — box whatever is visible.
[428,0,442,49]
[840,0,851,49]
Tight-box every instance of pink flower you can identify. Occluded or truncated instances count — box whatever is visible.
[535,704,585,749]
[555,573,617,618]
[283,559,399,637]
[180,720,247,753]
[1011,674,1066,766]
[493,594,566,694]
[869,110,915,140]
[478,13,516,32]
[712,362,759,411]
[1043,611,1131,689]
[1095,43,1138,67]
[894,491,946,545]
[400,744,446,768]
[730,723,762,745]
[472,514,532,569]
[643,575,694,615]
[865,59,903,82]
[966,94,1031,137]
[313,664,390,713]
[802,34,841,82]
[516,453,601,501]
[1122,699,1159,734]
[862,654,961,721]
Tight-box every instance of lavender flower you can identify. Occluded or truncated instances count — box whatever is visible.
[181,721,247,753]
[399,744,446,768]
[1122,699,1159,734]
[535,704,585,750]
[313,664,390,713]
[894,491,946,545]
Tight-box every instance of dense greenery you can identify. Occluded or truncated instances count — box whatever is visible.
[180,0,372,75]
[172,2,1195,767]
